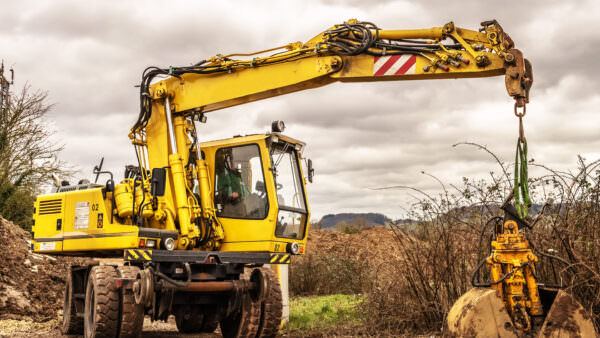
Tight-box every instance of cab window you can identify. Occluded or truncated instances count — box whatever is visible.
[270,143,308,239]
[214,144,268,219]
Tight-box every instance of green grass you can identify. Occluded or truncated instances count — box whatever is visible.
[286,294,363,332]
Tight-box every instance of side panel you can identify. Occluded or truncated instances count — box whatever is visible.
[33,188,143,254]
[61,189,140,251]
[33,193,66,252]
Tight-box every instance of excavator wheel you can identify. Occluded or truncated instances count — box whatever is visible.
[444,287,597,337]
[117,265,144,338]
[255,267,283,338]
[84,265,120,338]
[220,291,260,337]
[62,268,83,334]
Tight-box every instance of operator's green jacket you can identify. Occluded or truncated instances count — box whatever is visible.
[217,169,250,200]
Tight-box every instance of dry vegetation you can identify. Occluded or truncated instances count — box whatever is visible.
[291,150,600,335]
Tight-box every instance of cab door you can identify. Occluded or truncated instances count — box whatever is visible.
[209,140,278,251]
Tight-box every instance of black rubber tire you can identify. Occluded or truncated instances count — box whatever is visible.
[220,292,260,338]
[84,265,120,338]
[255,268,283,338]
[174,304,205,333]
[117,266,144,338]
[62,269,83,334]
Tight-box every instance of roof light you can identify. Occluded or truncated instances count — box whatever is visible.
[271,120,285,133]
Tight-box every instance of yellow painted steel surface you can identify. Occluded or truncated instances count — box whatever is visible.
[32,188,144,254]
[152,56,341,113]
[487,220,542,330]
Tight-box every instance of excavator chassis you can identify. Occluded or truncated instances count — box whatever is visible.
[62,251,283,338]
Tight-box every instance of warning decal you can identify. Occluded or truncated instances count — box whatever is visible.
[74,201,90,229]
[373,54,417,76]
[39,242,56,251]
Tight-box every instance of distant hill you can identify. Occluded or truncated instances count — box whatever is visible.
[319,213,392,229]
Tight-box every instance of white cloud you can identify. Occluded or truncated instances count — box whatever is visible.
[2,0,599,221]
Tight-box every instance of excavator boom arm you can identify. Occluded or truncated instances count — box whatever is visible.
[141,19,531,123]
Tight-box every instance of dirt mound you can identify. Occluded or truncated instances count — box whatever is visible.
[0,216,90,322]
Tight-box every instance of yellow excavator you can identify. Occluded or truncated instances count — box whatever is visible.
[30,19,594,337]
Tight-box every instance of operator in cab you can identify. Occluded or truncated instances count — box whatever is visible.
[215,150,250,217]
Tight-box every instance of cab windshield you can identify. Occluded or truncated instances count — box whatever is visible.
[270,142,307,240]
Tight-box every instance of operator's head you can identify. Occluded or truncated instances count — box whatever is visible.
[215,149,234,171]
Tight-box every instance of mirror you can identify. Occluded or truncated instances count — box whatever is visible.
[307,159,314,183]
[151,168,166,196]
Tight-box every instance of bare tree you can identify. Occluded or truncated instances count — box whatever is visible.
[0,76,69,229]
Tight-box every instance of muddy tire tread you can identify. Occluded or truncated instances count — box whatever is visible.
[221,268,261,338]
[62,269,83,334]
[86,265,120,338]
[255,267,282,338]
[117,266,144,338]
[241,293,261,337]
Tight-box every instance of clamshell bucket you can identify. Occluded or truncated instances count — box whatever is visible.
[538,289,597,337]
[444,288,597,337]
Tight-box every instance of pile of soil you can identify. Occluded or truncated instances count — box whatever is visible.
[0,216,90,322]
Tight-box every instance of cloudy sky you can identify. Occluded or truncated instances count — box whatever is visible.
[2,0,599,220]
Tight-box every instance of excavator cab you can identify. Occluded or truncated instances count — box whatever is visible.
[199,132,310,256]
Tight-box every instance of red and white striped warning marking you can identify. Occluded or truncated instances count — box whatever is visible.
[373,54,417,76]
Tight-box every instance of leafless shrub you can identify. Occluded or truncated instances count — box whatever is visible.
[291,142,600,334]
[290,249,368,296]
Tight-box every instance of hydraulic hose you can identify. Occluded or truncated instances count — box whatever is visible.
[154,262,192,287]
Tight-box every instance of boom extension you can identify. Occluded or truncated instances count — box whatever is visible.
[140,19,532,119]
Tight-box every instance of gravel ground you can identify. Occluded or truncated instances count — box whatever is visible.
[0,316,220,337]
